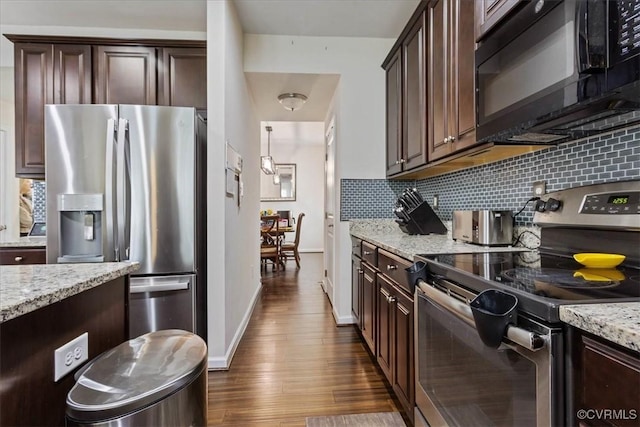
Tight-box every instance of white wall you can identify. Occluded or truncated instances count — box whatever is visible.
[0,67,18,242]
[259,121,325,252]
[245,34,393,323]
[206,0,261,368]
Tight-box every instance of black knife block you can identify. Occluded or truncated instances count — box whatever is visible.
[396,201,447,235]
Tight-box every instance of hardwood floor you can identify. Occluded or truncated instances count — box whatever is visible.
[207,253,402,426]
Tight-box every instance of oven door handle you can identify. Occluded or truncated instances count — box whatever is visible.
[417,280,546,351]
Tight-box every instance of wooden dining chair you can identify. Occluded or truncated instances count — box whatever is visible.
[260,215,281,271]
[281,212,305,268]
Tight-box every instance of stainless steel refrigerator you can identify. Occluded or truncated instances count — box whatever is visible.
[45,104,207,341]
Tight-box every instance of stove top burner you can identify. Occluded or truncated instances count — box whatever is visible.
[420,251,640,305]
[501,268,619,289]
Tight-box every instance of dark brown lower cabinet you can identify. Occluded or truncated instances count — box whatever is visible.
[0,277,128,426]
[377,273,414,422]
[0,247,46,265]
[571,330,640,427]
[361,262,377,354]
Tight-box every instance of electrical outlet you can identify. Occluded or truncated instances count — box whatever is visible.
[54,332,88,381]
[433,194,439,210]
[532,181,546,197]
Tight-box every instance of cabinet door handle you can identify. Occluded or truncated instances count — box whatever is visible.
[388,296,397,303]
[399,159,406,163]
[394,160,400,165]
[357,268,363,273]
[386,265,398,271]
[14,256,24,262]
[363,251,372,255]
[450,135,456,142]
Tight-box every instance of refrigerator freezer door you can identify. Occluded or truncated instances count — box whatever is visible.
[129,274,196,338]
[45,104,119,264]
[119,105,196,274]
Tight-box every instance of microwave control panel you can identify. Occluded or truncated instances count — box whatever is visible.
[579,191,640,214]
[618,0,640,58]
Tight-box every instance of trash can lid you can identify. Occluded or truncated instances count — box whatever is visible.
[66,329,207,422]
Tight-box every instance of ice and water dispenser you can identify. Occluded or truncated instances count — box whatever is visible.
[56,194,104,263]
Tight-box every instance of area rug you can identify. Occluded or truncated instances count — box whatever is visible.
[306,412,406,427]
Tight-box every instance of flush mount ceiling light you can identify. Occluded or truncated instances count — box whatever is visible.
[261,125,276,175]
[277,93,308,111]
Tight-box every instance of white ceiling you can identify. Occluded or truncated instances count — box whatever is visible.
[0,0,420,121]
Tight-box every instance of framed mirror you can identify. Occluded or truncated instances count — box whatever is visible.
[261,163,296,202]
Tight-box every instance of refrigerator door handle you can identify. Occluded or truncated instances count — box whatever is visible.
[105,118,118,260]
[130,279,191,293]
[116,118,129,260]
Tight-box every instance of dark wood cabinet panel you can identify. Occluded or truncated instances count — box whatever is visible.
[13,43,53,178]
[402,11,428,171]
[475,0,522,42]
[53,44,92,104]
[158,47,206,109]
[0,277,127,426]
[93,45,157,105]
[428,0,477,161]
[377,276,394,382]
[572,332,640,427]
[392,288,414,416]
[361,262,377,355]
[0,247,46,265]
[385,49,403,176]
[384,9,428,177]
[351,256,362,326]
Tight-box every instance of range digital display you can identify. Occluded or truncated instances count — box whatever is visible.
[608,195,629,205]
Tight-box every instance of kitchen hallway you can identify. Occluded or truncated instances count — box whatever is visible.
[207,253,403,426]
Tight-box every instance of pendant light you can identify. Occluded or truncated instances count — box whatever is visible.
[261,125,276,175]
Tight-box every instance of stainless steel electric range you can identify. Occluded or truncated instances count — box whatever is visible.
[413,181,640,427]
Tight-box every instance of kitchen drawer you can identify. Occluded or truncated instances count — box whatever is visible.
[361,242,378,267]
[351,236,361,257]
[0,247,46,265]
[377,249,412,294]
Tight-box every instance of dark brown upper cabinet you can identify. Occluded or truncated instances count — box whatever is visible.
[53,44,92,104]
[385,49,403,176]
[475,0,523,42]
[158,47,206,110]
[383,9,427,177]
[427,0,476,161]
[402,12,428,172]
[93,46,157,105]
[13,43,53,178]
[7,35,205,179]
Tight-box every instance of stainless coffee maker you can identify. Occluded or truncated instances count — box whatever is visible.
[56,194,104,263]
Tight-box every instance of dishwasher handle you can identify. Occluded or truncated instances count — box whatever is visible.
[130,278,190,294]
[417,280,545,351]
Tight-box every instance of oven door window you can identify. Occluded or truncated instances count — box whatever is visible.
[418,296,538,426]
[477,3,579,123]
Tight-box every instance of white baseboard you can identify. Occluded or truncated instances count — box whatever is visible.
[207,281,262,370]
[332,307,356,325]
[299,249,323,253]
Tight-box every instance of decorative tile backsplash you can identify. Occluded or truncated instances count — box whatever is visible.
[341,125,640,225]
[32,181,46,222]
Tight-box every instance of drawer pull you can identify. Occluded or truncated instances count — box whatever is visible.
[363,250,372,255]
[14,256,24,262]
[388,296,397,303]
[387,265,398,271]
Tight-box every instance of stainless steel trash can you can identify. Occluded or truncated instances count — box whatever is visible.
[66,329,207,426]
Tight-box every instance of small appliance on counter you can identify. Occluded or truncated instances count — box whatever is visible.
[452,210,513,246]
[394,188,447,235]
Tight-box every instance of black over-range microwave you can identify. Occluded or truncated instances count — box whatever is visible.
[476,0,640,144]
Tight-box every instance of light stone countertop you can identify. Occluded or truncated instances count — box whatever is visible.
[0,262,139,323]
[349,219,531,260]
[0,237,46,248]
[560,303,640,352]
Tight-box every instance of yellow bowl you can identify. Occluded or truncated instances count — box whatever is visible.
[573,253,626,269]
